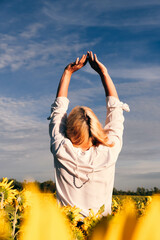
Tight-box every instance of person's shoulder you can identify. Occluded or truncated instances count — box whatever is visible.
[60,137,75,152]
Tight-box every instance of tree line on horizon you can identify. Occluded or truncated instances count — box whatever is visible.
[113,187,160,196]
[1,178,160,196]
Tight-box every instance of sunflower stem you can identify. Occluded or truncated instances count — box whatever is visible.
[12,203,18,238]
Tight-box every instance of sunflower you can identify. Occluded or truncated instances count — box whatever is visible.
[0,178,18,208]
[61,205,83,226]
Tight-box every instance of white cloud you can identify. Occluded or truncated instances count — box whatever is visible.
[114,67,160,81]
[20,23,44,39]
[43,0,160,28]
[114,105,160,189]
[0,31,98,71]
[68,86,104,107]
[0,95,54,181]
[83,65,98,75]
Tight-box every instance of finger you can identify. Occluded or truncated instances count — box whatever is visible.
[75,57,79,64]
[83,54,88,65]
[87,51,92,64]
[90,51,94,61]
[84,53,88,60]
[83,54,88,62]
[80,54,87,65]
[79,54,85,63]
[87,51,90,59]
[94,54,98,62]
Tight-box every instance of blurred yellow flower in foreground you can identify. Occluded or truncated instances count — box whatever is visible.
[91,200,137,240]
[0,209,12,239]
[90,196,160,240]
[20,184,72,240]
[132,196,160,240]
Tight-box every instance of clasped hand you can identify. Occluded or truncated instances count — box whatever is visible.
[65,51,107,75]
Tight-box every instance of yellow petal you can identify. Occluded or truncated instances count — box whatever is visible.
[91,200,137,240]
[0,209,12,239]
[20,184,72,240]
[131,195,160,240]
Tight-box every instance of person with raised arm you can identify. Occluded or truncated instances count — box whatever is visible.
[48,51,130,217]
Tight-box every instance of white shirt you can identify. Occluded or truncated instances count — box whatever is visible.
[49,96,129,217]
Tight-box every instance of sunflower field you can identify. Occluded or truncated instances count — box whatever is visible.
[0,178,160,240]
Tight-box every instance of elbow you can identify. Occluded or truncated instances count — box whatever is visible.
[50,141,62,156]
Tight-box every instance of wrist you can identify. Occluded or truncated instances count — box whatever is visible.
[63,69,72,77]
[99,69,108,78]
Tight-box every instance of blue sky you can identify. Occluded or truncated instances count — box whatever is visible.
[0,0,160,190]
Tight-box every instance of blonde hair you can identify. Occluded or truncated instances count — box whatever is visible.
[66,106,113,148]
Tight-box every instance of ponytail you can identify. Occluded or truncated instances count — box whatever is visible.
[66,106,114,148]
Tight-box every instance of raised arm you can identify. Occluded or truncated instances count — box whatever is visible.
[87,51,118,99]
[56,54,87,98]
[49,54,87,154]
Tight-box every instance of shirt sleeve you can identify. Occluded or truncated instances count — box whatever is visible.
[48,97,69,155]
[104,96,130,156]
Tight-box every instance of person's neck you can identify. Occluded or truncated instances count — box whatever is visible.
[73,142,93,151]
[80,146,91,151]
